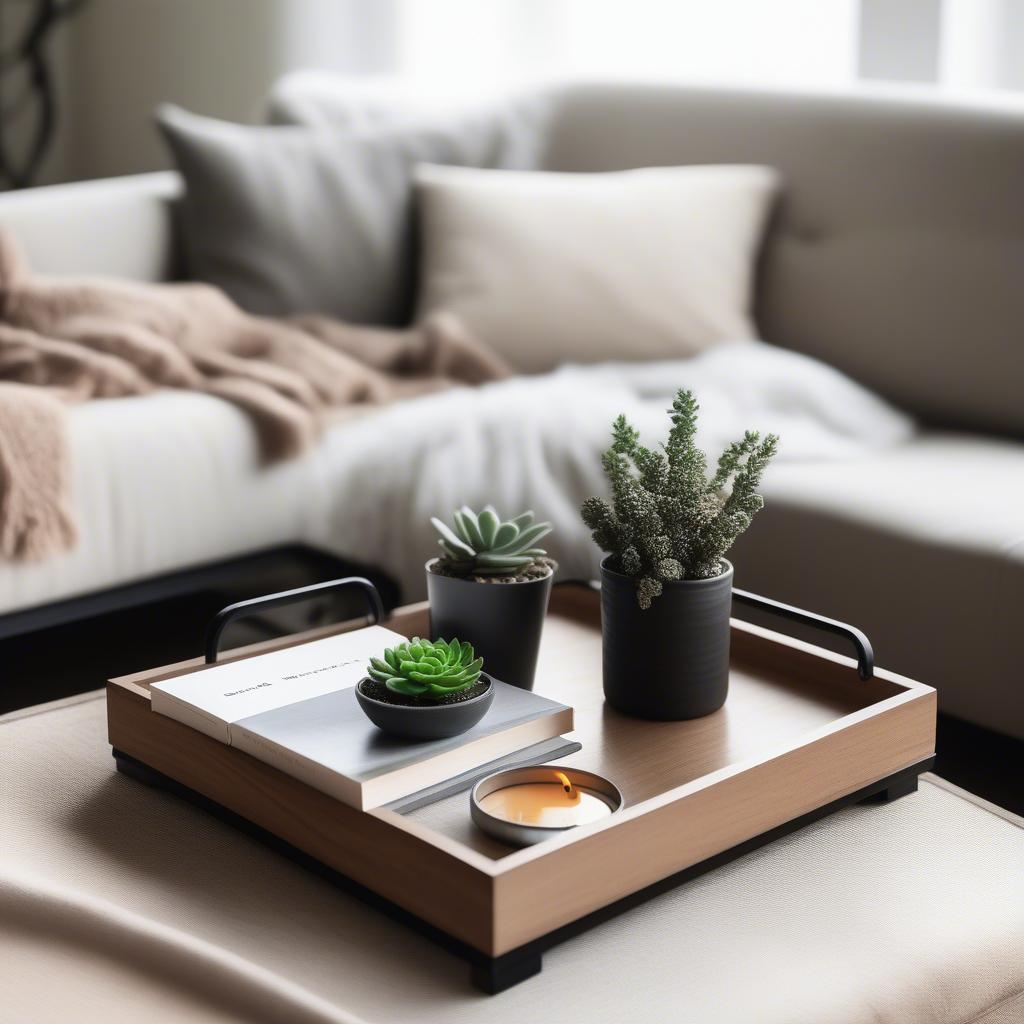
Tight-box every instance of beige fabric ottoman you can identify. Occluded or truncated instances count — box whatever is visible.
[3,691,1023,1024]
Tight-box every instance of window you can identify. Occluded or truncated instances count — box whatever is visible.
[393,0,1024,96]
[396,0,859,89]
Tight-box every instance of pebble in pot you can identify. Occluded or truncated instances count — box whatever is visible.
[580,388,779,721]
[426,506,555,691]
[356,636,494,741]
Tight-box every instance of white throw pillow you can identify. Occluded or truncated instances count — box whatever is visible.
[414,163,779,372]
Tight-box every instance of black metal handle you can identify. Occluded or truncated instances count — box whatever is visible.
[731,588,874,680]
[203,577,384,664]
[554,579,873,680]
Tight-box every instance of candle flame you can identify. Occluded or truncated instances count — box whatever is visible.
[554,770,573,796]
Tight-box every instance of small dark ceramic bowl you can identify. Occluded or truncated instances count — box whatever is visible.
[355,674,494,741]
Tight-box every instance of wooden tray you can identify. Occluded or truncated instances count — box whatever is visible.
[107,581,936,992]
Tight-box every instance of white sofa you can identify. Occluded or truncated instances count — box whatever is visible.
[1,79,1022,740]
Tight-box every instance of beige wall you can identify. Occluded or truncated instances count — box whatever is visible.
[33,0,1024,186]
[42,0,396,185]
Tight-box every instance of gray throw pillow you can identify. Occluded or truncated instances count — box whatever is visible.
[264,73,549,174]
[156,103,544,324]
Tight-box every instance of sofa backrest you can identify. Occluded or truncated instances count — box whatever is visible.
[3,81,1022,437]
[0,171,180,282]
[541,83,1024,437]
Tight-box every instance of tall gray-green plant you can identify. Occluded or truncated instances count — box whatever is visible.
[581,389,778,608]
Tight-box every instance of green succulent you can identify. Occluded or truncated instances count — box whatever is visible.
[367,637,483,700]
[431,505,552,576]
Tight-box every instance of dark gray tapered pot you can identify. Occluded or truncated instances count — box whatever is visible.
[426,559,554,691]
[601,557,733,720]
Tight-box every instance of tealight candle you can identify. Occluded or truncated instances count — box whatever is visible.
[471,766,622,847]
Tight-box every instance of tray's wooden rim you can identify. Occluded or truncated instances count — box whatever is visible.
[109,595,935,881]
[499,677,926,870]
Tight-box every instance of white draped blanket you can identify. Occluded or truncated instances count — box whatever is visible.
[304,341,915,596]
[0,341,914,613]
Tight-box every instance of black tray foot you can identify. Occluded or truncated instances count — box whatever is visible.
[471,948,543,994]
[861,772,919,804]
[115,751,166,787]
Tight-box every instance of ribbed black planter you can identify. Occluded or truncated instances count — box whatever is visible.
[426,559,554,690]
[601,557,733,720]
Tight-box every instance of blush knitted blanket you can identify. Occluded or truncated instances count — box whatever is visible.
[0,231,507,561]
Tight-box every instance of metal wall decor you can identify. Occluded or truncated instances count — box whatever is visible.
[0,0,87,189]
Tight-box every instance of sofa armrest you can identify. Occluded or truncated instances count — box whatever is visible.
[0,171,181,281]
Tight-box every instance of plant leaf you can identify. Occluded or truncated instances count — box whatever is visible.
[492,522,518,548]
[477,508,499,547]
[431,517,475,559]
[428,679,470,692]
[387,678,429,696]
[515,521,552,548]
[452,510,475,546]
[439,540,469,561]
[409,669,452,684]
[459,506,486,549]
[490,521,551,554]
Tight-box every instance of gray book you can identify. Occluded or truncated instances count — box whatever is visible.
[151,625,574,810]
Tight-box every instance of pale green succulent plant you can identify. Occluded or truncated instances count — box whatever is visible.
[431,505,552,576]
[367,637,483,700]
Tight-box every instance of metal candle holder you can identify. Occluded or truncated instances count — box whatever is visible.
[470,765,623,847]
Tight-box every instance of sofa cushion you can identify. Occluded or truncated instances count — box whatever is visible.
[155,104,541,325]
[415,163,778,372]
[540,82,1024,437]
[732,433,1024,737]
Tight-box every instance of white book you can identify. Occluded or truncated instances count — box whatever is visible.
[150,626,574,810]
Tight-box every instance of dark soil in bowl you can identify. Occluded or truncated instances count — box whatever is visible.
[358,677,491,707]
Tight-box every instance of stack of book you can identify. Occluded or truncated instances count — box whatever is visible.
[150,625,575,811]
